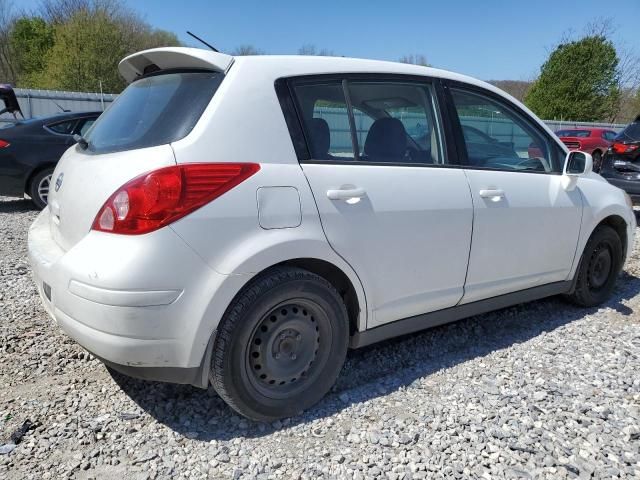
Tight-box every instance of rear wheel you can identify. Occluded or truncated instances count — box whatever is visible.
[210,266,349,421]
[568,225,623,307]
[28,168,54,209]
[592,150,603,172]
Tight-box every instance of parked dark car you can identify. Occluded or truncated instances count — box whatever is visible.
[0,110,100,208]
[600,116,640,203]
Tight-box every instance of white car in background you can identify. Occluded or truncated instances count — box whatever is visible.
[28,47,635,421]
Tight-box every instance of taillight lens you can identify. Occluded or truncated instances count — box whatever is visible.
[92,163,260,235]
[612,142,639,154]
[0,139,10,148]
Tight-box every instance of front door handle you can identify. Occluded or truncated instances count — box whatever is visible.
[327,187,366,201]
[479,189,505,200]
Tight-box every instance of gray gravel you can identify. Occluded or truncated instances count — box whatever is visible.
[1,195,640,479]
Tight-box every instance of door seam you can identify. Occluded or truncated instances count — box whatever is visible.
[297,163,370,330]
[458,168,476,306]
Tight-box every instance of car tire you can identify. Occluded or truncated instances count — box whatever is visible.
[567,225,623,307]
[28,168,54,209]
[592,150,603,172]
[210,266,349,421]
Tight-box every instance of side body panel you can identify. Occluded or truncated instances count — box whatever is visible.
[302,163,473,328]
[461,170,583,303]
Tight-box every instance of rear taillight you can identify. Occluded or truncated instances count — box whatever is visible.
[0,139,10,148]
[92,163,260,235]
[612,142,639,154]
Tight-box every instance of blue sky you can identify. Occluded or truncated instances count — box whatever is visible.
[18,0,640,81]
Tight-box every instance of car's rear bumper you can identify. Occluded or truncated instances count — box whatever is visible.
[27,208,248,387]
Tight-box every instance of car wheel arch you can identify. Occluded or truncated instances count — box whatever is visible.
[597,214,628,260]
[572,213,628,288]
[224,257,365,336]
[190,256,366,387]
[24,163,56,194]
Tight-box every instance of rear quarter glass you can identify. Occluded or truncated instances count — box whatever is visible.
[85,71,223,154]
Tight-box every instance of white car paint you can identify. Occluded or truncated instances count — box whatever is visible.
[461,169,583,303]
[28,47,636,386]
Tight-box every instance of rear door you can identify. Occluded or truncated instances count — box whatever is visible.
[446,83,582,303]
[289,77,473,328]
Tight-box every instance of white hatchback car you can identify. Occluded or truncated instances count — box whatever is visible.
[28,47,635,420]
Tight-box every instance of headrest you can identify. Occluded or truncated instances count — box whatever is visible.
[364,117,407,160]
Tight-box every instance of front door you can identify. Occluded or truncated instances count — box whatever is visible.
[447,86,583,303]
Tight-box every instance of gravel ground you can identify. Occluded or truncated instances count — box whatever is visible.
[1,195,640,479]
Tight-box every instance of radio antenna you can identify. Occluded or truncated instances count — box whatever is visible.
[186,31,219,52]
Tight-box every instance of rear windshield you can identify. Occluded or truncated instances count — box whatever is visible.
[556,129,591,138]
[85,71,223,154]
[618,122,640,141]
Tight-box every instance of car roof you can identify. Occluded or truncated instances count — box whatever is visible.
[121,47,506,95]
[119,47,563,147]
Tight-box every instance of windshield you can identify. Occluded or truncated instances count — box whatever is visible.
[618,122,640,142]
[556,129,591,138]
[85,71,223,154]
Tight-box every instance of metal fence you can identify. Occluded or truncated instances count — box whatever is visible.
[1,88,117,120]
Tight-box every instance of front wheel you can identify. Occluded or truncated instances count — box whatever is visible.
[567,225,623,307]
[210,267,349,421]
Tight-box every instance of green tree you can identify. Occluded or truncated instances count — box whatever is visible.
[33,3,180,92]
[524,36,620,122]
[9,17,54,87]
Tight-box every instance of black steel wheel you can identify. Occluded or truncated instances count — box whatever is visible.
[568,225,623,307]
[210,266,349,421]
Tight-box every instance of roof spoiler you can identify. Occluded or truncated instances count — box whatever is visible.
[118,47,234,83]
[0,84,22,118]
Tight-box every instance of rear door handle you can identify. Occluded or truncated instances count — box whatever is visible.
[479,189,505,199]
[327,187,366,201]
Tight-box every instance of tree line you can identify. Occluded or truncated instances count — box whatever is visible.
[0,0,181,93]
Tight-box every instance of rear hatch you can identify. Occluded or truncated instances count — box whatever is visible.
[47,49,231,251]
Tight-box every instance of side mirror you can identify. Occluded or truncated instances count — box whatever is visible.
[564,151,592,176]
[562,151,592,191]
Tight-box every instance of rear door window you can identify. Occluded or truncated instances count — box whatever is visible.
[85,71,223,154]
[293,82,355,160]
[347,82,445,164]
[292,79,445,165]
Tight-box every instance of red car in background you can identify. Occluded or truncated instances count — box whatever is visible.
[555,128,618,171]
